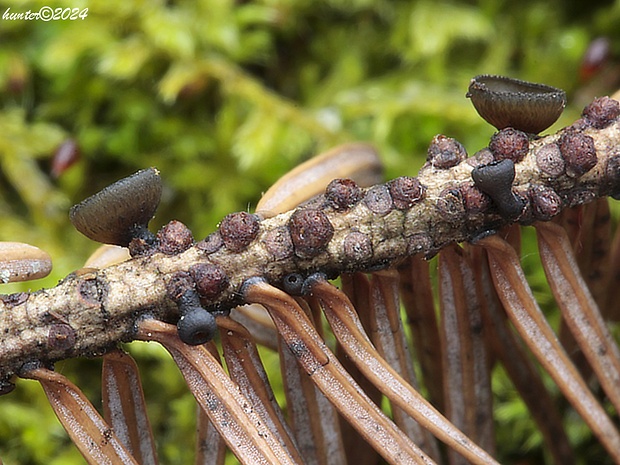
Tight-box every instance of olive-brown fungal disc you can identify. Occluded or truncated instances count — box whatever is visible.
[558,132,597,178]
[288,209,334,258]
[467,74,566,133]
[219,212,260,252]
[69,168,162,247]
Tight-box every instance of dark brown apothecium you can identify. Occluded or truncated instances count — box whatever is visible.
[69,168,162,247]
[467,74,566,134]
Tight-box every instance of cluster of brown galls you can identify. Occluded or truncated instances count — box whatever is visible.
[69,75,620,346]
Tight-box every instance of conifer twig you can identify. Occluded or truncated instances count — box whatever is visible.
[1,106,619,387]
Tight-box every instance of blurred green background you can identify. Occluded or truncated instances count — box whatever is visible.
[0,0,619,463]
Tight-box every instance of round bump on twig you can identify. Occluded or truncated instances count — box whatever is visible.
[325,178,362,211]
[343,231,373,263]
[467,74,566,133]
[48,323,76,351]
[219,212,260,252]
[196,232,224,254]
[69,168,162,248]
[460,184,491,214]
[364,184,394,216]
[288,209,334,258]
[156,220,194,255]
[426,135,467,169]
[558,132,598,178]
[535,144,565,177]
[471,159,525,220]
[262,226,294,260]
[529,185,563,221]
[488,128,530,163]
[190,263,229,300]
[387,177,425,210]
[582,96,620,129]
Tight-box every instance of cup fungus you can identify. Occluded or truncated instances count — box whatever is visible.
[467,74,567,134]
[69,168,162,248]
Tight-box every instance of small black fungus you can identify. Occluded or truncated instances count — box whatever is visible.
[70,168,162,248]
[175,289,217,345]
[282,273,305,296]
[177,306,217,346]
[467,74,566,133]
[471,159,525,220]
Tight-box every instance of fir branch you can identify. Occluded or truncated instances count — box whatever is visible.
[1,108,619,387]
